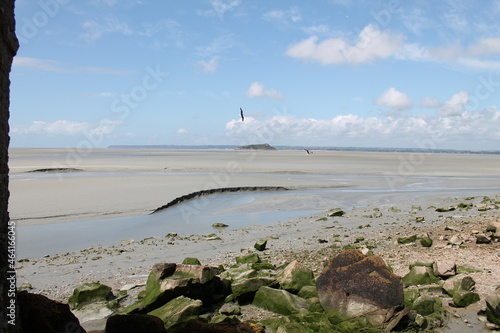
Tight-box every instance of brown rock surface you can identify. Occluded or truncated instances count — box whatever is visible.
[316,249,404,326]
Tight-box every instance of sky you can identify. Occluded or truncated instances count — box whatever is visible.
[9,0,500,150]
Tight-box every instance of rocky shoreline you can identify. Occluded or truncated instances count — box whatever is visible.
[14,193,500,331]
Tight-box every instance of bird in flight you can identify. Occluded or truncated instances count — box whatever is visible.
[240,108,244,122]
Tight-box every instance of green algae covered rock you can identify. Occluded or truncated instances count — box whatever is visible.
[68,282,113,309]
[402,265,440,287]
[252,286,310,315]
[276,260,315,293]
[397,235,417,244]
[235,253,261,264]
[182,257,201,265]
[486,294,500,326]
[148,296,202,331]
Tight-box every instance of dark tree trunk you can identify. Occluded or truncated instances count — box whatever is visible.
[0,0,19,332]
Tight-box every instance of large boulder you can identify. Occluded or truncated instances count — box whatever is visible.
[105,314,167,333]
[148,296,202,331]
[18,291,86,333]
[276,260,315,293]
[252,286,310,315]
[433,261,456,278]
[123,263,225,314]
[316,249,404,327]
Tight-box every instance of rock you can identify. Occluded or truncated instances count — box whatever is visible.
[397,235,417,244]
[452,290,480,307]
[412,295,445,317]
[231,277,278,300]
[123,263,225,314]
[148,296,202,331]
[436,206,455,212]
[328,208,345,217]
[442,274,476,299]
[210,314,240,323]
[181,319,266,333]
[276,260,315,293]
[235,253,261,264]
[297,285,318,299]
[254,239,267,251]
[448,234,463,246]
[219,302,241,315]
[316,249,404,327]
[486,222,500,232]
[105,314,167,333]
[420,236,433,247]
[402,265,440,287]
[182,257,201,265]
[252,286,310,315]
[212,223,229,228]
[18,291,86,333]
[485,294,500,326]
[433,261,456,278]
[416,216,425,222]
[68,282,113,309]
[476,234,492,244]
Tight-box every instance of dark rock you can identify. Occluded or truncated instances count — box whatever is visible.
[254,239,267,251]
[104,314,166,333]
[328,208,345,217]
[181,319,266,332]
[476,234,492,244]
[420,236,433,247]
[486,294,500,326]
[18,290,86,333]
[397,235,417,244]
[316,249,404,327]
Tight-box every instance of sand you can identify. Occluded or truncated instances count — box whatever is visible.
[8,147,500,331]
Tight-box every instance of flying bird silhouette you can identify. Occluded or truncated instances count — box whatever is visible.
[240,108,244,122]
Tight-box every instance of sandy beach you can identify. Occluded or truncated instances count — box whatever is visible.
[9,148,500,331]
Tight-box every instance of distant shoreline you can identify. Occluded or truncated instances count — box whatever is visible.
[106,144,500,155]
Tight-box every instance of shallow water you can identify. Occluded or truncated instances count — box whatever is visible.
[16,175,500,258]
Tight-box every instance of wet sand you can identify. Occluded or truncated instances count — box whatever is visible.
[9,147,500,226]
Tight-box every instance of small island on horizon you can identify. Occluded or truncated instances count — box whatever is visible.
[236,143,277,150]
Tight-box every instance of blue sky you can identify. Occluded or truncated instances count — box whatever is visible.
[9,0,500,149]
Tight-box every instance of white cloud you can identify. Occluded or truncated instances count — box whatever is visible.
[12,120,122,137]
[467,38,500,57]
[208,0,241,19]
[263,7,301,24]
[13,57,133,75]
[198,56,219,73]
[80,17,134,43]
[246,82,284,100]
[176,128,188,134]
[420,97,442,108]
[375,88,412,110]
[437,91,469,117]
[285,24,405,65]
[224,106,500,149]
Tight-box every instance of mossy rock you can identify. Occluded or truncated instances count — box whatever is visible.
[252,286,310,315]
[276,261,315,293]
[148,296,202,330]
[412,295,444,316]
[436,206,455,212]
[182,257,201,265]
[298,286,318,299]
[235,253,261,264]
[397,235,417,244]
[403,287,421,308]
[68,283,113,309]
[212,223,229,228]
[485,294,500,326]
[452,290,480,307]
[402,266,440,287]
[254,239,267,251]
[231,277,278,299]
[420,236,433,247]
